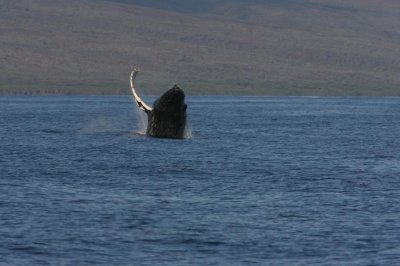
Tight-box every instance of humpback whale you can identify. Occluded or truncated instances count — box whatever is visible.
[130,68,187,139]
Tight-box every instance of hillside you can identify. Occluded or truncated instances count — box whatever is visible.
[1,0,400,95]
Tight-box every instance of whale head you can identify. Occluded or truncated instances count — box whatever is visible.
[147,85,187,138]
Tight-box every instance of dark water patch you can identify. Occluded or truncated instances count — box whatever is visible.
[9,245,49,255]
[41,129,65,134]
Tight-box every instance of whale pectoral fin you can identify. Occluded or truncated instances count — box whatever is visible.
[130,68,153,113]
[136,100,152,114]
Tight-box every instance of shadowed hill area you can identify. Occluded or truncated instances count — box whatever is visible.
[106,0,223,13]
[1,0,400,95]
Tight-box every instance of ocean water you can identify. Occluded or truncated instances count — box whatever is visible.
[1,96,400,265]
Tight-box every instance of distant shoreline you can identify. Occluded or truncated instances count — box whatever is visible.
[1,80,399,97]
[1,90,400,97]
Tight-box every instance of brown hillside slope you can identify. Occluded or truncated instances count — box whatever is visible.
[1,0,400,95]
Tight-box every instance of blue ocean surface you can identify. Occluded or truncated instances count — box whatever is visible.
[1,96,400,265]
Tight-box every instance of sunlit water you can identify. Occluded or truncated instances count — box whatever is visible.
[1,96,400,265]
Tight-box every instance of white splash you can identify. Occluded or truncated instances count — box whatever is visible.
[135,105,148,135]
[184,122,193,139]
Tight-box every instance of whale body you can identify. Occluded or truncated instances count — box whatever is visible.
[130,69,187,139]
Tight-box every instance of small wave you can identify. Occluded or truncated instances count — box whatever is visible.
[181,238,224,246]
[41,129,64,134]
[141,237,225,246]
[132,131,147,137]
[9,245,48,255]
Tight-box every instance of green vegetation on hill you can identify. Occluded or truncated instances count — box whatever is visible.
[1,0,400,95]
